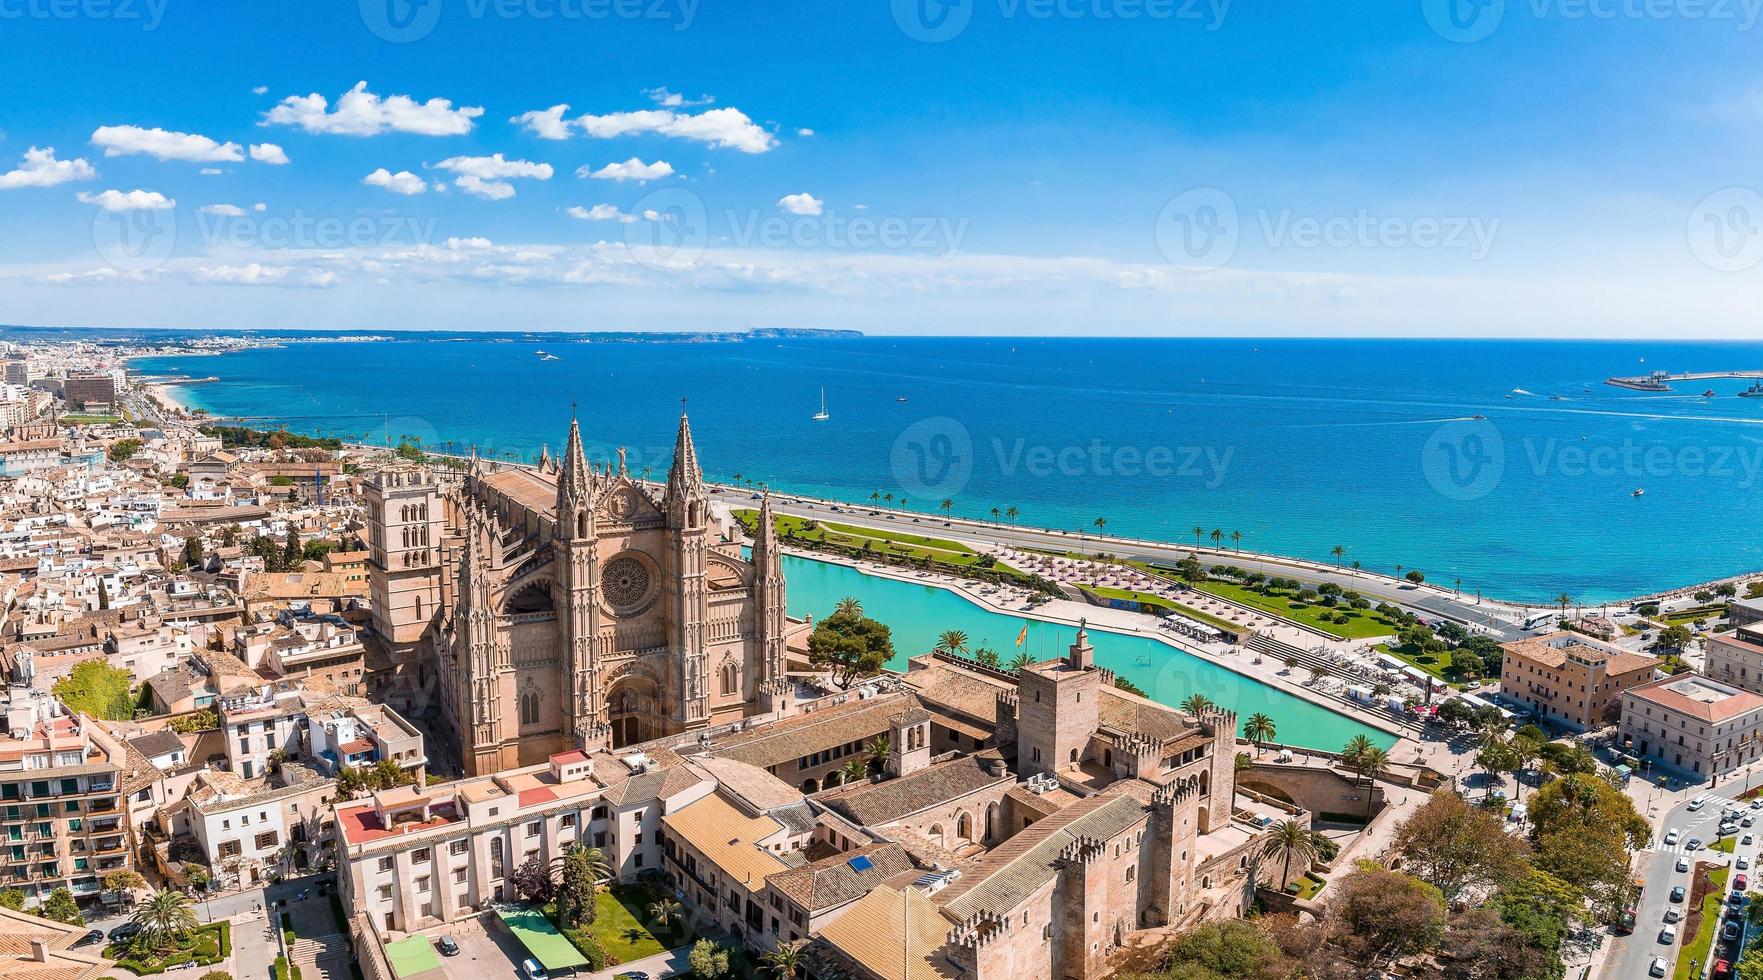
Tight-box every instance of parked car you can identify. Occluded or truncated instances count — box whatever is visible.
[1725,920,1742,942]
[72,930,103,948]
[1672,885,1688,902]
[521,959,549,980]
[1618,908,1638,934]
[1744,815,1756,828]
[1650,956,1669,977]
[1679,856,1693,873]
[1661,924,1678,944]
[436,936,459,957]
[1664,906,1682,924]
[1689,837,1706,851]
[107,923,141,944]
[1666,829,1682,845]
[1739,873,1750,890]
[1740,856,1752,871]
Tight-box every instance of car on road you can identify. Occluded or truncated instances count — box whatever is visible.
[1725,919,1742,942]
[1741,856,1752,871]
[1691,796,1710,811]
[435,935,459,957]
[72,930,103,948]
[1672,885,1688,902]
[1650,957,1668,977]
[1678,856,1693,872]
[1689,837,1706,851]
[1666,829,1682,845]
[107,923,140,944]
[521,959,549,980]
[614,973,651,980]
[1664,906,1682,923]
[1739,873,1750,890]
[1661,924,1678,944]
[1745,815,1756,828]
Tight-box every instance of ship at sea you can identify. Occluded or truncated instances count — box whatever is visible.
[1741,382,1763,398]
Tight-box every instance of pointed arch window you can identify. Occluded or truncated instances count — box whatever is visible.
[520,689,540,726]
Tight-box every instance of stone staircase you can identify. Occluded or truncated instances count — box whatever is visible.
[289,929,352,980]
[1246,633,1425,734]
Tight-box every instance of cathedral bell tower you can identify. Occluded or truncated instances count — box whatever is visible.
[664,410,711,731]
[753,493,792,715]
[556,416,609,750]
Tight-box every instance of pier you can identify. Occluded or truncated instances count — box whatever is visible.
[1604,369,1763,392]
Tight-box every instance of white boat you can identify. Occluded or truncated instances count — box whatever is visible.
[1633,488,1645,497]
[812,387,830,421]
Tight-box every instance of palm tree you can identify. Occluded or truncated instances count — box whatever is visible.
[1192,526,1205,546]
[990,507,1002,521]
[1231,530,1243,552]
[1350,560,1361,573]
[1330,545,1345,567]
[866,735,892,774]
[1556,592,1573,618]
[132,890,199,952]
[1340,734,1375,770]
[1210,528,1224,548]
[840,757,867,785]
[935,630,970,656]
[1093,517,1106,534]
[1262,819,1319,890]
[1006,506,1020,525]
[1008,651,1030,673]
[1356,747,1391,821]
[1181,693,1212,716]
[940,498,955,519]
[647,897,685,937]
[834,596,863,618]
[1395,564,1404,582]
[763,941,805,979]
[1244,713,1276,756]
[884,492,895,508]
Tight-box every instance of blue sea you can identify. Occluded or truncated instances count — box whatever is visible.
[132,336,1763,603]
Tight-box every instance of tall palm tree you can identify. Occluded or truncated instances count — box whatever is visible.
[883,492,895,508]
[1181,693,1212,716]
[840,757,867,785]
[1556,592,1573,618]
[1005,506,1020,525]
[834,596,863,618]
[1356,747,1391,821]
[1330,545,1345,567]
[990,507,1002,521]
[1262,819,1318,890]
[1210,528,1224,548]
[763,941,805,979]
[1395,564,1404,582]
[870,490,882,506]
[1192,526,1205,546]
[1244,713,1276,756]
[1231,530,1243,552]
[940,498,955,519]
[866,735,892,773]
[1340,734,1375,770]
[935,630,970,656]
[1008,651,1030,673]
[647,897,685,937]
[131,890,199,952]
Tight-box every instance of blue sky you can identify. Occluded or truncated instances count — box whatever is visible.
[1,0,1761,335]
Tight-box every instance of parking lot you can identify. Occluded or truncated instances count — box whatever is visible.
[404,911,528,980]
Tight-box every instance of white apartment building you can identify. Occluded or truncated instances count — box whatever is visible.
[1620,673,1763,777]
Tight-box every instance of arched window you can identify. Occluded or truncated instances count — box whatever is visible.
[957,812,973,841]
[721,663,737,696]
[414,596,424,621]
[520,689,540,725]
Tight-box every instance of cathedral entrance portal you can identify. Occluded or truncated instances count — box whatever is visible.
[607,675,665,748]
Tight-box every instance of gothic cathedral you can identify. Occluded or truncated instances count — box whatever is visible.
[364,413,792,776]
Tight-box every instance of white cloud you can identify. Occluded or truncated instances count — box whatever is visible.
[192,263,337,288]
[0,147,97,190]
[579,157,674,182]
[433,154,553,200]
[43,267,156,285]
[252,85,268,95]
[91,125,243,163]
[778,193,823,216]
[643,87,713,108]
[797,128,815,137]
[510,104,573,140]
[253,203,267,212]
[199,168,224,176]
[567,204,638,223]
[262,81,483,136]
[198,204,247,216]
[76,188,174,211]
[574,107,775,153]
[363,168,428,195]
[249,143,289,165]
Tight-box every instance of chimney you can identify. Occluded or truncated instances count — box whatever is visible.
[29,939,48,963]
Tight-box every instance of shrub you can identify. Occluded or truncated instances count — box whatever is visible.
[201,972,232,980]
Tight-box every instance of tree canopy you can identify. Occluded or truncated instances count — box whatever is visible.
[52,659,136,721]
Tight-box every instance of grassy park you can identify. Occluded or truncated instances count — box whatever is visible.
[1194,580,1401,639]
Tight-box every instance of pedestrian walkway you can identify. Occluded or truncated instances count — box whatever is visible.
[287,900,352,980]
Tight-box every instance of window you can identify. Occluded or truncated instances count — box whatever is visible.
[378,856,394,873]
[413,848,431,864]
[527,821,541,837]
[449,840,468,856]
[255,831,279,850]
[378,884,392,902]
[453,867,468,884]
[520,690,540,725]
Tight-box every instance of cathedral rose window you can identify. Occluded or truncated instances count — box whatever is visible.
[602,555,653,611]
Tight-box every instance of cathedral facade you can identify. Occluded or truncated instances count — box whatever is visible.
[364,414,792,776]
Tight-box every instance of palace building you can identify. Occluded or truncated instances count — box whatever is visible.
[363,413,799,775]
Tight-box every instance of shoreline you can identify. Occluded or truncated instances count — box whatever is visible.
[123,349,1763,610]
[784,544,1411,743]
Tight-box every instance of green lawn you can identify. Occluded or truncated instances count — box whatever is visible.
[1713,837,1737,854]
[1677,866,1730,980]
[1656,604,1730,627]
[588,887,691,963]
[1376,643,1474,688]
[1289,873,1327,901]
[735,510,1020,572]
[1193,581,1400,639]
[385,936,441,980]
[59,413,120,424]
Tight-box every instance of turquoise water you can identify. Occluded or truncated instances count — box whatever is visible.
[131,336,1763,602]
[780,554,1396,752]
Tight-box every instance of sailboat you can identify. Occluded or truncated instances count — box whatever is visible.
[812,387,830,421]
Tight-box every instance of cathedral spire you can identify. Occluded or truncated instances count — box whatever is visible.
[666,409,703,494]
[537,444,551,471]
[557,413,595,523]
[754,492,779,567]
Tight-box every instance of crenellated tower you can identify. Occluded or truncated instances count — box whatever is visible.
[664,411,711,731]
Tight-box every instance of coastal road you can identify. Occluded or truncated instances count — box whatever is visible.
[736,491,1534,641]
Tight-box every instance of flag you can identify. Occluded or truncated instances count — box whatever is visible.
[1015,622,1028,647]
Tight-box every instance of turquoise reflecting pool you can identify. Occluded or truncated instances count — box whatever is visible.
[782,555,1398,753]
